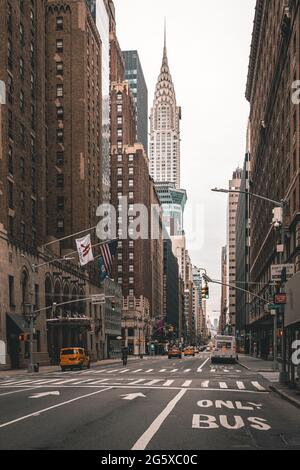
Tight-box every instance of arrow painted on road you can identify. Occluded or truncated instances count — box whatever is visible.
[121,393,146,401]
[29,391,60,399]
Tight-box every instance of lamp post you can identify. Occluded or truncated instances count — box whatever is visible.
[212,187,287,373]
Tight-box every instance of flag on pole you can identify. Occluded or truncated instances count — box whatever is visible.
[98,256,108,283]
[76,234,94,266]
[99,240,118,277]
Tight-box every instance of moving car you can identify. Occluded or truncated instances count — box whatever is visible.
[184,346,195,357]
[211,335,237,363]
[168,346,182,359]
[60,347,90,371]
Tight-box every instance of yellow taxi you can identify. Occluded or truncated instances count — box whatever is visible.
[184,346,195,357]
[60,347,90,371]
[168,346,182,359]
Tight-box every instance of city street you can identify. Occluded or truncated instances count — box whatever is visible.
[1,353,300,450]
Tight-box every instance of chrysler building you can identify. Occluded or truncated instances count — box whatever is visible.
[150,31,182,189]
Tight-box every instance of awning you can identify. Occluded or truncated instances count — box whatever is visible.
[6,313,30,334]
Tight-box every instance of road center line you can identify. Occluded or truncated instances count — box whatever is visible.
[132,389,187,450]
[0,387,112,429]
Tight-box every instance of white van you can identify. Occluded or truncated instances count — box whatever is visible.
[211,335,237,363]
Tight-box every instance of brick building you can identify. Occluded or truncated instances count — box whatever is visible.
[246,0,300,362]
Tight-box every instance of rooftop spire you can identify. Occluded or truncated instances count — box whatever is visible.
[164,17,167,57]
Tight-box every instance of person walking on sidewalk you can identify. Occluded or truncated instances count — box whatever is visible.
[122,346,128,366]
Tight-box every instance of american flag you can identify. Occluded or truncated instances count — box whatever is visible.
[99,240,118,277]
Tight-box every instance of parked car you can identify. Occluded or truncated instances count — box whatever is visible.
[60,347,90,371]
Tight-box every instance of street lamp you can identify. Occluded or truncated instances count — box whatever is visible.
[212,188,288,373]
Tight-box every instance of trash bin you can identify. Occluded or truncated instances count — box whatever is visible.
[33,363,39,373]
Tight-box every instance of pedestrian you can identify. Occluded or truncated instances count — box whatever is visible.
[122,346,128,366]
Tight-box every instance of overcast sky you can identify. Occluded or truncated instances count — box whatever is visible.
[113,0,256,323]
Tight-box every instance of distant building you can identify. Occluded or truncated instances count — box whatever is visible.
[163,238,179,336]
[227,168,242,335]
[123,50,148,153]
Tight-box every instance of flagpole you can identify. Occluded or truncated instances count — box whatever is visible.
[43,225,98,249]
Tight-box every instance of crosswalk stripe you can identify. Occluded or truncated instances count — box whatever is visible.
[163,380,174,387]
[106,369,120,374]
[252,381,266,391]
[159,369,166,373]
[201,381,209,388]
[144,379,161,386]
[2,379,32,386]
[184,369,191,373]
[145,369,154,373]
[88,379,110,385]
[219,382,228,389]
[237,381,246,390]
[210,369,216,373]
[132,369,143,374]
[130,379,146,385]
[119,369,130,374]
[51,379,81,385]
[182,380,192,388]
[71,379,97,385]
[171,369,178,373]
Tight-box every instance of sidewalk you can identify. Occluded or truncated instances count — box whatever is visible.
[0,356,141,378]
[239,354,300,409]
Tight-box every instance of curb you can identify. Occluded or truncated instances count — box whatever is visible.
[270,385,300,410]
[238,362,251,371]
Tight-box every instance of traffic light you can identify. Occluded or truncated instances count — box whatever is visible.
[18,334,30,342]
[202,284,209,300]
[111,301,115,311]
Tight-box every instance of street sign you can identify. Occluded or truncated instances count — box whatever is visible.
[274,294,287,305]
[271,264,294,281]
[267,304,281,311]
[91,294,106,305]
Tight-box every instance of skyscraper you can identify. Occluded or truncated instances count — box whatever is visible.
[123,51,148,154]
[150,31,181,188]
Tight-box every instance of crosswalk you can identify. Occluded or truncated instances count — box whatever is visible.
[76,366,243,376]
[0,376,268,392]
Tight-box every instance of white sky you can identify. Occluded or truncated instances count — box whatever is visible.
[113,0,256,322]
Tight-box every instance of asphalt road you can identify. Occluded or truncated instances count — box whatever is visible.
[0,353,300,450]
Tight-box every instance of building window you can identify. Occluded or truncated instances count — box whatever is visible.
[128,179,134,188]
[57,129,64,143]
[56,84,63,97]
[128,154,134,162]
[57,196,64,210]
[20,158,25,178]
[9,275,15,307]
[19,57,24,79]
[117,129,123,137]
[129,265,134,272]
[20,191,25,211]
[8,180,13,209]
[57,107,64,119]
[19,23,24,46]
[56,62,63,76]
[129,167,134,175]
[7,38,13,68]
[21,222,25,243]
[56,17,63,31]
[128,192,134,200]
[57,174,64,187]
[117,154,123,162]
[32,199,36,225]
[56,39,64,53]
[57,219,64,232]
[117,117,123,125]
[8,146,13,174]
[117,168,122,176]
[117,104,122,113]
[117,180,122,188]
[56,151,64,166]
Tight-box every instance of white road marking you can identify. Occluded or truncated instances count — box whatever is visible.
[130,379,146,385]
[119,369,130,374]
[210,369,216,373]
[132,369,143,374]
[163,380,174,387]
[29,391,60,399]
[28,379,64,386]
[182,380,192,388]
[106,369,120,374]
[2,379,33,386]
[0,388,112,429]
[49,378,82,386]
[132,389,187,450]
[252,381,266,391]
[159,369,166,373]
[201,381,210,388]
[145,369,154,373]
[0,387,44,397]
[87,379,111,385]
[121,393,146,401]
[219,382,228,389]
[184,369,191,373]
[71,379,99,385]
[237,381,246,390]
[144,379,161,386]
[171,369,178,373]
[197,357,210,372]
